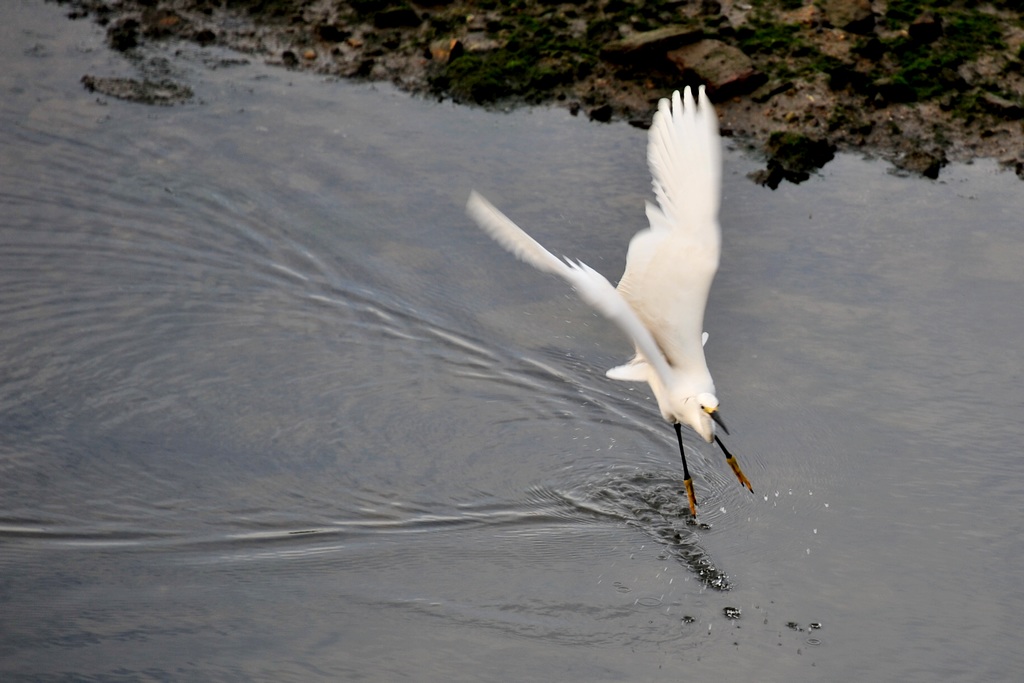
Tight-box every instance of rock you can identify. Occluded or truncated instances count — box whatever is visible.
[853,36,885,61]
[820,0,874,35]
[827,62,871,94]
[317,24,350,43]
[461,32,502,53]
[783,4,823,28]
[107,18,140,52]
[600,25,703,65]
[751,79,794,103]
[81,75,193,106]
[979,92,1024,120]
[701,0,722,15]
[141,9,185,40]
[666,40,765,99]
[373,7,421,29]
[748,163,786,189]
[909,12,943,44]
[589,103,613,122]
[894,149,946,179]
[873,77,917,104]
[194,29,217,46]
[464,13,490,31]
[429,38,463,63]
[352,58,375,78]
[753,132,835,188]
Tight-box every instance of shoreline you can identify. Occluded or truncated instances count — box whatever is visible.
[60,0,1024,185]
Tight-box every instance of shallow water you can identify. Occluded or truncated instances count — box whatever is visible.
[3,1,1024,680]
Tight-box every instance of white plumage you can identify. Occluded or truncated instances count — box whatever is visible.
[466,86,751,517]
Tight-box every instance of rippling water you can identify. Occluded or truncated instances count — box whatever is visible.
[3,1,1024,680]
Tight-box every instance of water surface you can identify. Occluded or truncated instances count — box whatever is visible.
[2,2,1024,680]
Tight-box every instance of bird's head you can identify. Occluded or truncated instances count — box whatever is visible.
[676,392,727,443]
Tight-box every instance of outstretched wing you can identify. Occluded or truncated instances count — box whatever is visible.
[465,191,566,277]
[616,87,722,377]
[648,86,721,237]
[466,191,676,393]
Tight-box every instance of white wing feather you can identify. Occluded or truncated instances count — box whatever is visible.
[616,87,721,383]
[465,191,677,393]
[647,87,721,235]
[466,87,720,399]
[466,191,567,277]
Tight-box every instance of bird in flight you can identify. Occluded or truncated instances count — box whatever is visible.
[466,86,752,517]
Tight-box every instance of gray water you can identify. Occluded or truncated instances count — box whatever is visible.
[3,1,1024,680]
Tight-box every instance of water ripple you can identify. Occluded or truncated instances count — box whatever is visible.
[531,468,734,591]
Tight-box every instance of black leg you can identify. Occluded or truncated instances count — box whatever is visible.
[674,423,697,517]
[714,434,753,492]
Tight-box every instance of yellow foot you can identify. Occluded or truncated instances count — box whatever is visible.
[727,456,754,493]
[684,477,698,517]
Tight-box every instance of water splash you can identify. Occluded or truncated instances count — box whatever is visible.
[531,467,732,590]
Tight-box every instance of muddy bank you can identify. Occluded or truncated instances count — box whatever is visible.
[60,0,1024,184]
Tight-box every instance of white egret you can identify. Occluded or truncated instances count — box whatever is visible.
[466,86,751,517]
